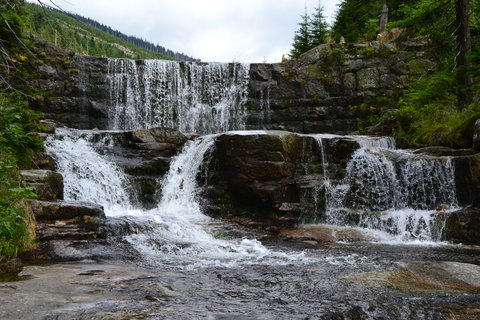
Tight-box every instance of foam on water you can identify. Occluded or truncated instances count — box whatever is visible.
[45,129,137,215]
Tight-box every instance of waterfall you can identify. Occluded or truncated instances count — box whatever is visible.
[45,129,137,215]
[46,130,306,267]
[312,135,458,242]
[108,59,250,134]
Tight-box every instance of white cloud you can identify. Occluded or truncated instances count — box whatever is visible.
[40,0,340,62]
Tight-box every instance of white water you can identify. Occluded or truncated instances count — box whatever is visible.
[311,135,458,242]
[45,129,137,215]
[46,130,308,268]
[108,59,250,134]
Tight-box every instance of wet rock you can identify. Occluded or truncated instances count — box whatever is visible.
[38,119,65,133]
[413,146,476,157]
[454,153,480,207]
[279,226,379,244]
[206,131,359,224]
[125,127,188,157]
[212,131,302,212]
[388,262,480,292]
[29,200,105,221]
[20,170,64,201]
[37,220,106,241]
[440,208,480,245]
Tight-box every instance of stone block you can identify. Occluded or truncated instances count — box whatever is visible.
[357,68,380,90]
[29,200,105,221]
[20,170,64,201]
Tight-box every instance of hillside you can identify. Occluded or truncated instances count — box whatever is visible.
[24,3,194,61]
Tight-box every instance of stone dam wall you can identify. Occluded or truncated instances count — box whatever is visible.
[30,39,435,133]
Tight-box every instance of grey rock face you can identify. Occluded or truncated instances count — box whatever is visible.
[29,200,105,221]
[20,170,64,201]
[357,68,380,90]
[439,208,480,245]
[204,131,358,225]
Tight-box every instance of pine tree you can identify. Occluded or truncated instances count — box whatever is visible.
[309,3,329,47]
[290,8,311,59]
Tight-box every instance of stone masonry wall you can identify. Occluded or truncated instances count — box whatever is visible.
[30,38,435,133]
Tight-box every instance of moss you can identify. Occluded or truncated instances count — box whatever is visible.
[67,68,80,76]
[318,46,346,66]
[357,46,393,58]
[281,133,301,157]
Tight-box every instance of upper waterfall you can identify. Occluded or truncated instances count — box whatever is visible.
[108,59,250,134]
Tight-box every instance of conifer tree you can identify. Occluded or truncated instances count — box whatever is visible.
[290,8,311,59]
[309,3,329,47]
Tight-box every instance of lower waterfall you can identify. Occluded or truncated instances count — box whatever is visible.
[45,129,307,268]
[311,135,458,243]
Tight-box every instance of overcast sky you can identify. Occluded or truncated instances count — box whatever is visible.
[44,0,340,63]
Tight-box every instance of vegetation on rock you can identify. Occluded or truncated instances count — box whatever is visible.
[0,0,43,260]
[326,0,480,147]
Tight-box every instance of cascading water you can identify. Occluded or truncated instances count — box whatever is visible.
[45,129,137,215]
[108,59,250,134]
[46,130,306,268]
[311,135,458,242]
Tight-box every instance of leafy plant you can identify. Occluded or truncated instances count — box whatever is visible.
[0,92,43,165]
[390,69,480,147]
[0,149,36,258]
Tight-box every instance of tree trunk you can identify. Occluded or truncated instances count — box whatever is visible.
[379,4,388,33]
[455,0,474,110]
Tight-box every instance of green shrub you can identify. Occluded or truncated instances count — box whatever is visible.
[393,70,480,147]
[0,149,36,258]
[0,92,43,165]
[0,92,42,259]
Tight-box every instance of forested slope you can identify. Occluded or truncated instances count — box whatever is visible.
[25,3,194,61]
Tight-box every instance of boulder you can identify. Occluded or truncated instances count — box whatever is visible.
[36,221,105,241]
[205,131,359,223]
[126,128,188,157]
[440,208,480,245]
[279,225,379,244]
[29,200,105,221]
[20,170,64,201]
[37,119,65,133]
